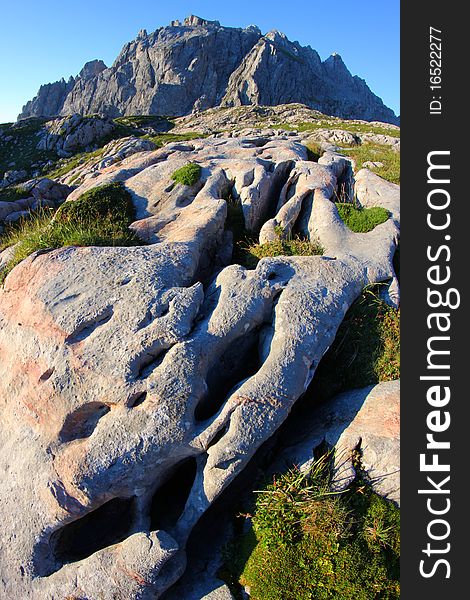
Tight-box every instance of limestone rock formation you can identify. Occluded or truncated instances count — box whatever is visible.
[18,16,398,124]
[0,133,399,598]
[36,113,116,156]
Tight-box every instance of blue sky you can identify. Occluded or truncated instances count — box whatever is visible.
[0,0,399,123]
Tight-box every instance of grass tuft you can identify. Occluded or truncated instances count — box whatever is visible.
[0,182,140,284]
[304,141,323,161]
[222,452,400,600]
[240,235,323,269]
[171,162,201,186]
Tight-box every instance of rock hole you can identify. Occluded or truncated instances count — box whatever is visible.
[65,308,113,344]
[39,367,54,382]
[336,164,355,203]
[135,347,168,380]
[59,402,110,443]
[50,497,135,565]
[195,328,262,422]
[156,304,170,318]
[292,192,314,238]
[206,424,229,449]
[259,161,296,231]
[128,391,147,408]
[150,457,198,531]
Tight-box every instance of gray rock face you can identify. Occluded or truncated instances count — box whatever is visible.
[0,135,399,598]
[20,77,76,119]
[36,113,116,155]
[222,36,396,124]
[19,16,398,124]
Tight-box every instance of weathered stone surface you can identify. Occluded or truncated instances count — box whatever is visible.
[36,113,116,155]
[0,134,399,598]
[171,105,400,147]
[273,381,400,505]
[1,169,27,187]
[55,136,158,186]
[19,17,398,124]
[65,136,306,235]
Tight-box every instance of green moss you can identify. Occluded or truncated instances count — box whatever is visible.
[0,182,140,285]
[171,162,201,186]
[223,453,400,600]
[312,287,400,400]
[335,202,389,232]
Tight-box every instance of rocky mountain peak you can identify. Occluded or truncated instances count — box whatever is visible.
[182,15,221,28]
[18,16,398,124]
[78,59,107,81]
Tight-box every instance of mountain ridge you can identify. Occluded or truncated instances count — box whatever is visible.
[19,15,398,124]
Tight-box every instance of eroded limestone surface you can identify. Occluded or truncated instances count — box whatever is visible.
[0,135,399,598]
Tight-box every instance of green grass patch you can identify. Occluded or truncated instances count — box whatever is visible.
[0,185,29,203]
[145,131,206,148]
[0,182,140,284]
[340,143,400,184]
[0,118,56,182]
[335,202,389,232]
[312,287,400,400]
[274,119,400,139]
[171,162,201,186]
[114,115,175,130]
[240,235,323,269]
[222,452,400,600]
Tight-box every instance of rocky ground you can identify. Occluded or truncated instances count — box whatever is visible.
[0,105,400,599]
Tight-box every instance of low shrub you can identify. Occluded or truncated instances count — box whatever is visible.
[170,162,201,186]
